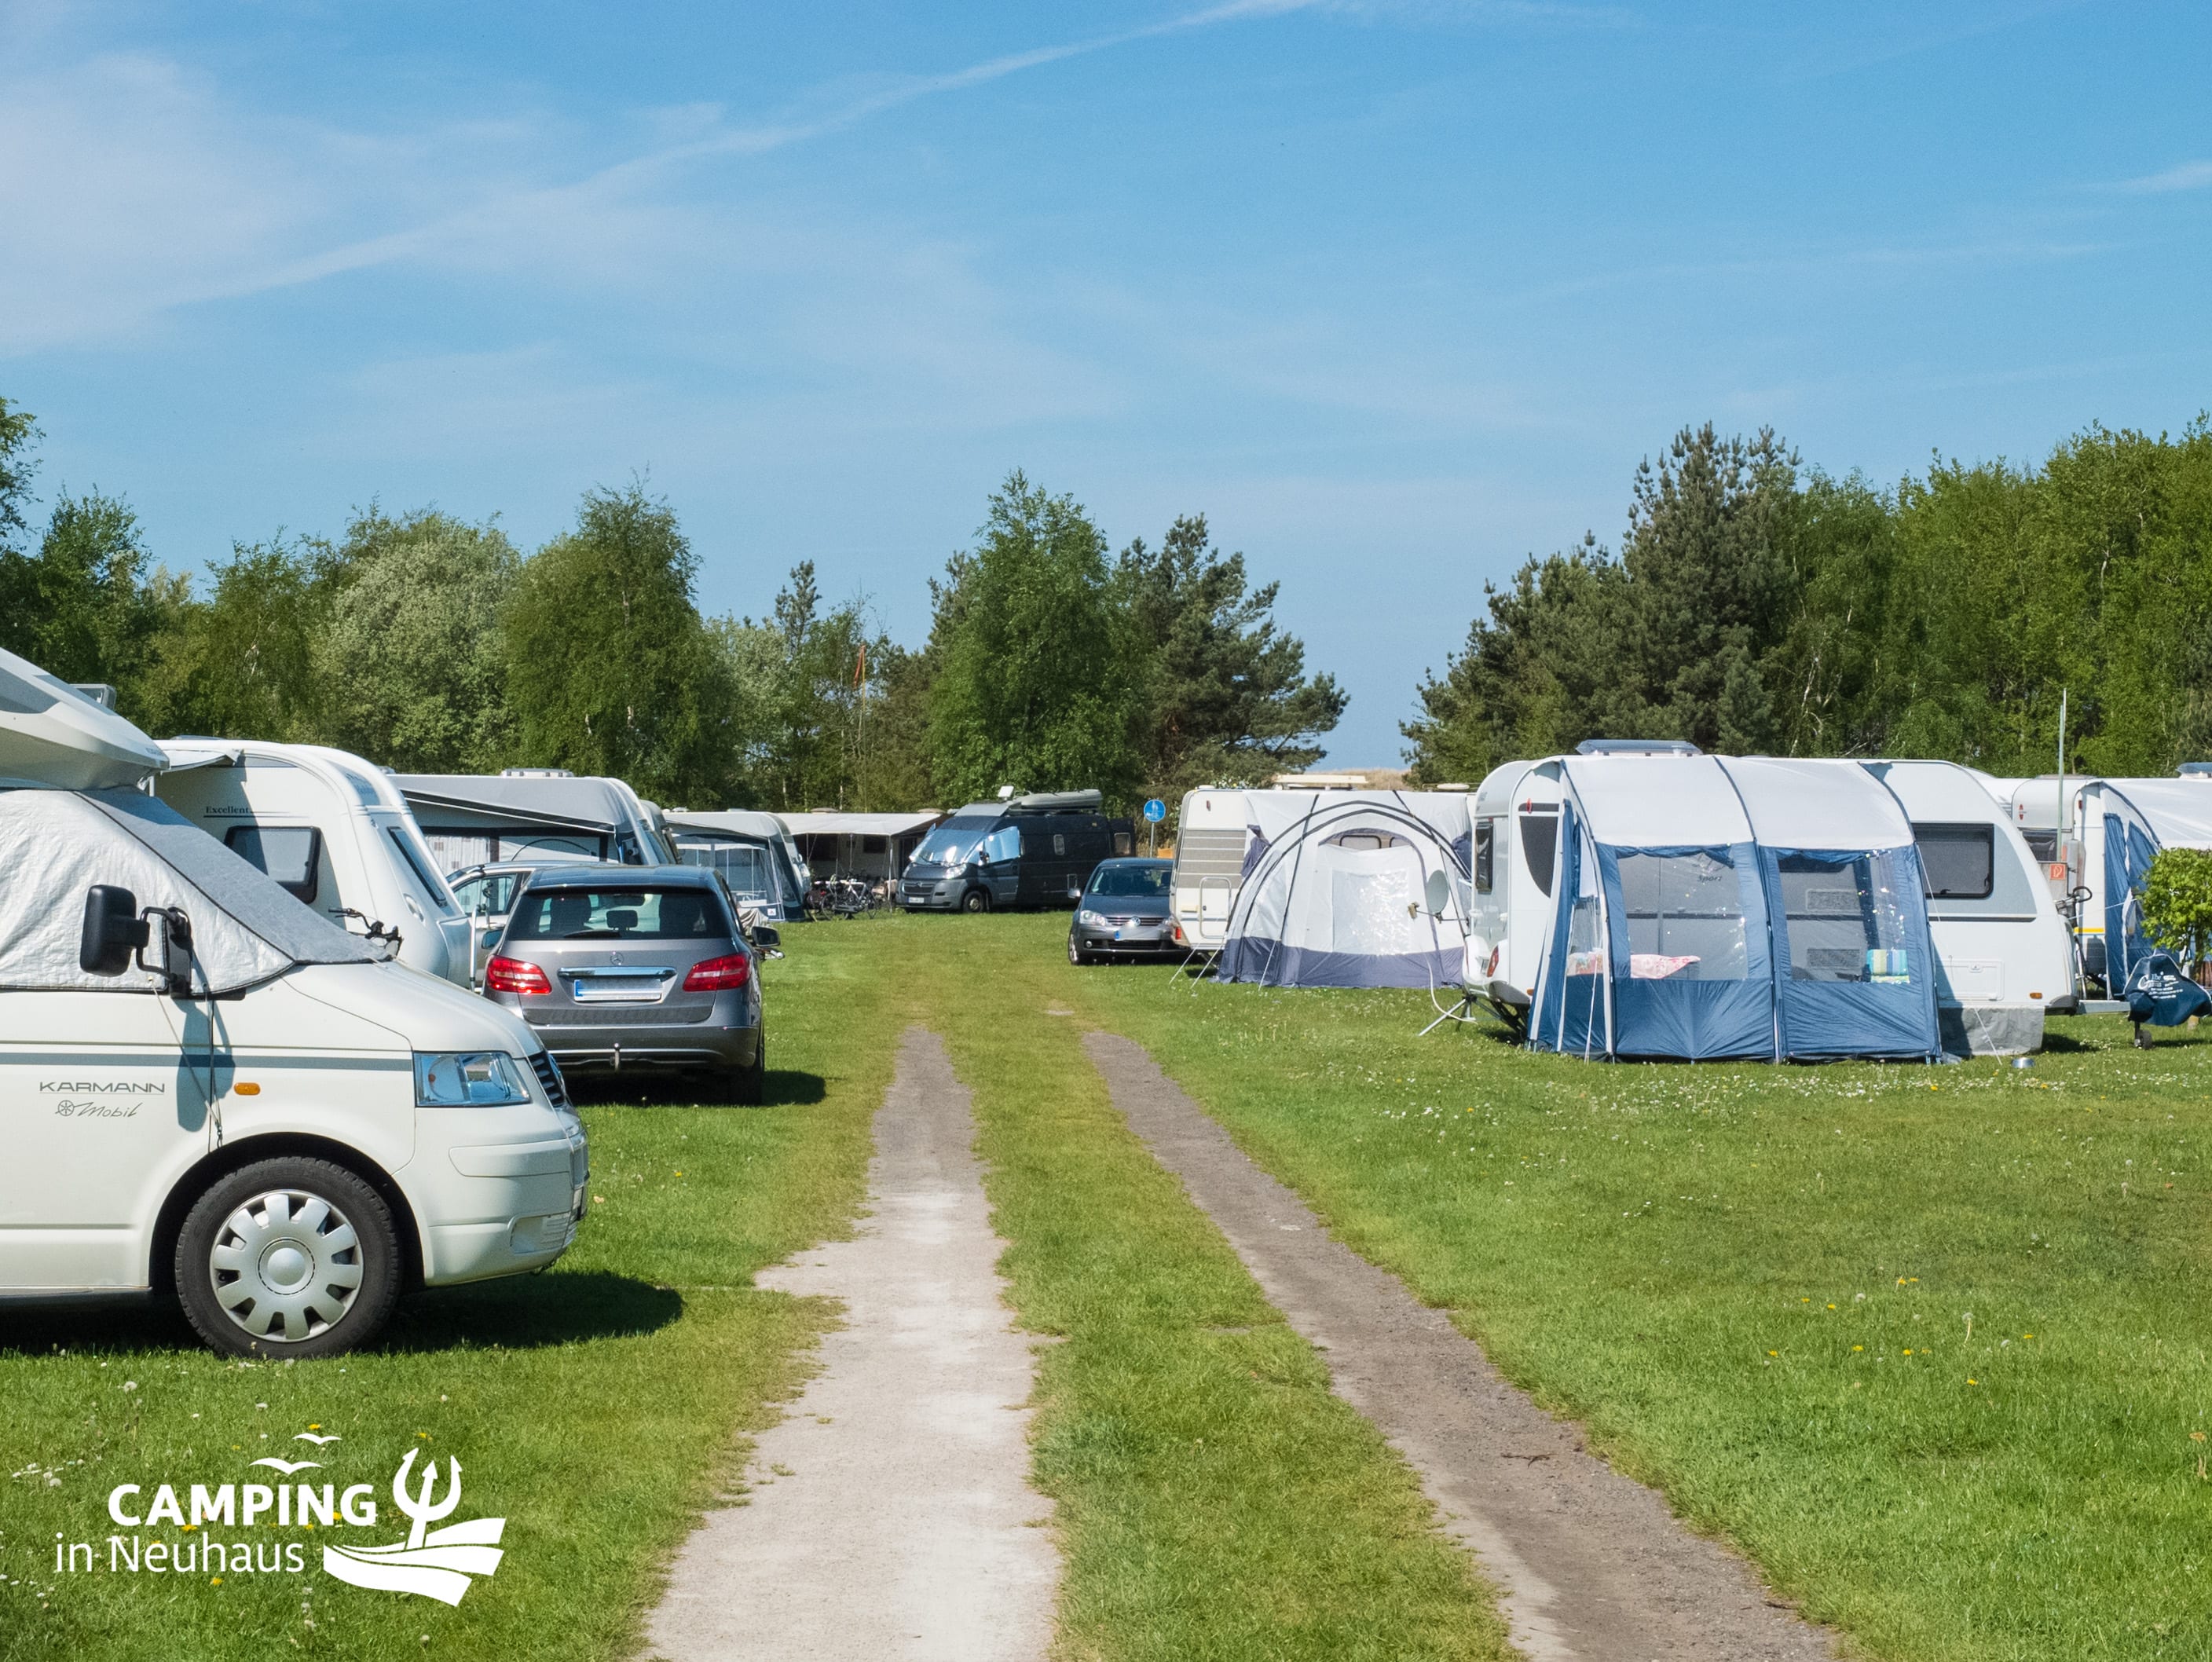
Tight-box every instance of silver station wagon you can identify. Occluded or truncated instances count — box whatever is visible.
[483,866,774,1104]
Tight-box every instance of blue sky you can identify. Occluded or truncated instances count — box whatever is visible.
[4,2,2208,765]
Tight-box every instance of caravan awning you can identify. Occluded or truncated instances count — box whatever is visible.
[778,812,946,838]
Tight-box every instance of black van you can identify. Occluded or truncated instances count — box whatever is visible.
[898,791,1136,913]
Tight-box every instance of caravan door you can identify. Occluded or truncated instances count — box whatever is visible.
[0,990,210,1289]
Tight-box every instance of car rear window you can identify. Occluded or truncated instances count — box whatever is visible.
[507,886,731,940]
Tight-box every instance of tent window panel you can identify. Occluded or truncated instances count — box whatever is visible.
[1914,822,1994,899]
[1520,810,1558,896]
[1616,851,1746,980]
[1778,854,1915,983]
[1324,831,1404,851]
[1564,863,1605,978]
[1474,821,1494,893]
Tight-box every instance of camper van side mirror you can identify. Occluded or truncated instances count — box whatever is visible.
[80,885,148,976]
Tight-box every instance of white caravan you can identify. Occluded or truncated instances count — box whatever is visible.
[665,809,811,922]
[394,770,674,870]
[0,649,585,1357]
[1168,788,1257,951]
[1468,757,1568,1016]
[1862,760,2076,1051]
[2005,777,2160,994]
[156,740,473,987]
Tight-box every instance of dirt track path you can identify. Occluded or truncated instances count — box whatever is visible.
[643,1027,1058,1662]
[1084,1030,1837,1662]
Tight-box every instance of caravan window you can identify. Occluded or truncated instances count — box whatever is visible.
[226,826,321,903]
[1615,851,1747,980]
[387,826,458,913]
[1913,822,1994,899]
[1474,821,1494,893]
[1324,831,1403,851]
[1776,853,1917,983]
[1520,807,1559,896]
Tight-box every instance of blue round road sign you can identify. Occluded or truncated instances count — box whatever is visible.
[1142,798,1166,822]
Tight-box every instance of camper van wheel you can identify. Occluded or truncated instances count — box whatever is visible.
[961,888,991,913]
[174,1158,401,1360]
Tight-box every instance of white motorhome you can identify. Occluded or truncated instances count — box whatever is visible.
[1863,760,2077,1050]
[156,740,474,987]
[0,649,586,1357]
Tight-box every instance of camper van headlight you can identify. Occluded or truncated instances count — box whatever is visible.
[415,1051,533,1107]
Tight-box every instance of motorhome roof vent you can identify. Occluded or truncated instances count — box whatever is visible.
[501,768,576,778]
[2178,763,2212,778]
[71,683,119,709]
[1574,738,1701,756]
[1007,789,1104,813]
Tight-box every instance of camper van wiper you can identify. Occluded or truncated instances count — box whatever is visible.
[336,908,403,960]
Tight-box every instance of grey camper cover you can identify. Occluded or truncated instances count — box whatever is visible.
[0,788,380,995]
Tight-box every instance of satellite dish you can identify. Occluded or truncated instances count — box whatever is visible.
[1423,869,1451,918]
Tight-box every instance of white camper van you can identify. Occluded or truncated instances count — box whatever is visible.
[0,651,587,1357]
[155,740,474,987]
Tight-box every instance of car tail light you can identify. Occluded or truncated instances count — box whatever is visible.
[486,955,551,994]
[683,954,752,992]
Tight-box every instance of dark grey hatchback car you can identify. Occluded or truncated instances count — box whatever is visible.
[1068,857,1176,964]
[484,865,775,1104]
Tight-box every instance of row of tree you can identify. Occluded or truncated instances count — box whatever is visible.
[1406,419,2212,785]
[0,397,1345,817]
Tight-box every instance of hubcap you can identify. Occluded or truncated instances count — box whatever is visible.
[208,1188,364,1343]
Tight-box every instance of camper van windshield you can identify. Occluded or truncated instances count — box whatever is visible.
[913,822,991,866]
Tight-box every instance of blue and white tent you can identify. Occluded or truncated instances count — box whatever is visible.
[1529,754,1941,1062]
[1214,791,1474,989]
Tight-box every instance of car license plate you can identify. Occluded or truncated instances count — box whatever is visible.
[574,976,664,1003]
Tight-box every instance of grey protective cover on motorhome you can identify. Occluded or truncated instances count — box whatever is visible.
[0,788,379,994]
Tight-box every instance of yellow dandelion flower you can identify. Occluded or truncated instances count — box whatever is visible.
[1967,1378,1979,1386]
[1767,1350,1778,1357]
[1853,1345,1864,1352]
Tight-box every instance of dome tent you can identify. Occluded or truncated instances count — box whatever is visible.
[1214,791,1475,989]
[1530,754,1941,1063]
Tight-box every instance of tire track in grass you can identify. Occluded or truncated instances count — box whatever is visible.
[1084,1029,1838,1662]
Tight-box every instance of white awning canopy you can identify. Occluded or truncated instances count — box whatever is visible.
[778,811,946,838]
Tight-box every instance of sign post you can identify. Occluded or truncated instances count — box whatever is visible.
[1142,797,1166,856]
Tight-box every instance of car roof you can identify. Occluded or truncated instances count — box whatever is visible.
[517,862,715,891]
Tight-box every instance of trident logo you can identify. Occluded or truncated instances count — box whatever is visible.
[392,1448,463,1549]
[322,1447,505,1605]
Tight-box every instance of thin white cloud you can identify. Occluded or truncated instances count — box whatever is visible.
[0,0,1329,350]
[2114,159,2212,195]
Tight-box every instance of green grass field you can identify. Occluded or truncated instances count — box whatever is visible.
[1046,917,2212,1662]
[0,937,892,1662]
[16,902,2199,1662]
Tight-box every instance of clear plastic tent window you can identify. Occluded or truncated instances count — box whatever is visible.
[1774,852,1917,983]
[1617,850,1747,980]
